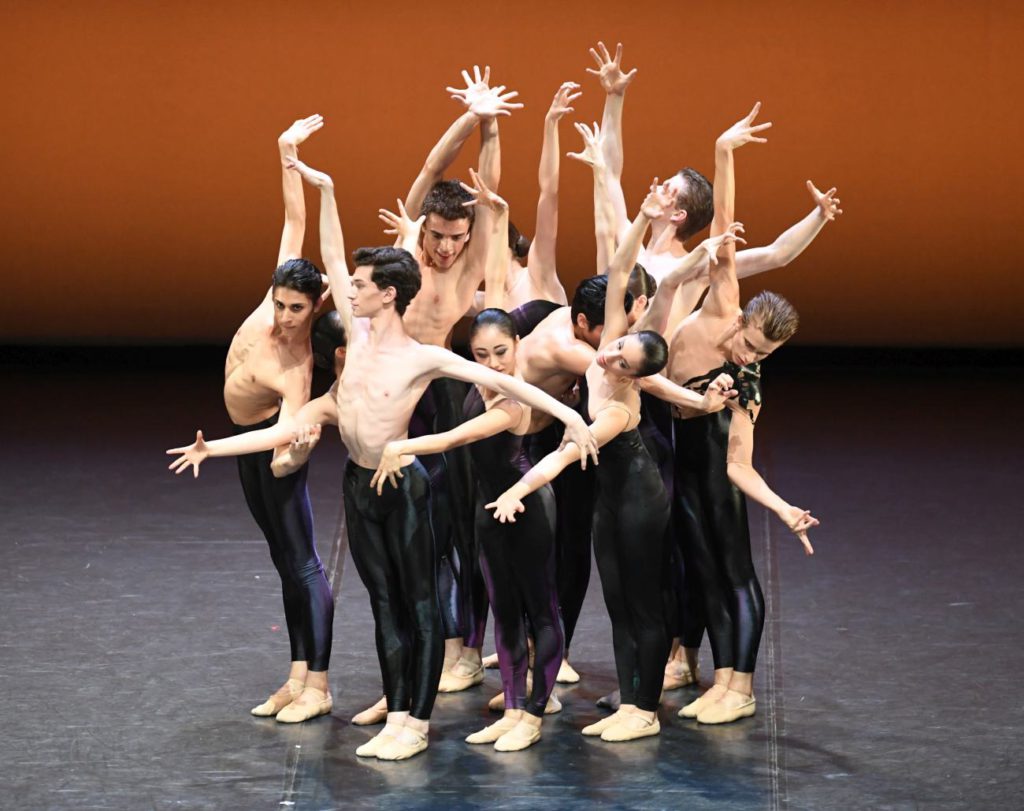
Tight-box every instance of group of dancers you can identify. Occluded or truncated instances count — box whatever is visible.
[167,42,840,761]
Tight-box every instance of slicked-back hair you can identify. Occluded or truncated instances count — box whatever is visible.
[627,263,657,299]
[352,246,421,316]
[470,308,518,341]
[421,179,475,226]
[272,258,323,302]
[311,310,347,370]
[673,167,715,243]
[508,221,531,260]
[743,290,799,342]
[633,330,669,377]
[570,275,635,329]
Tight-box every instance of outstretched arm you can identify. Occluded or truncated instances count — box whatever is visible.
[566,121,616,273]
[736,181,842,278]
[726,406,818,555]
[703,103,772,317]
[637,371,737,412]
[276,114,323,267]
[379,198,426,257]
[460,169,509,310]
[587,41,636,236]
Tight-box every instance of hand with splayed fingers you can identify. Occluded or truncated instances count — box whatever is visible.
[379,198,425,242]
[807,180,843,221]
[166,431,210,478]
[447,65,524,120]
[566,121,606,169]
[717,102,773,152]
[459,168,508,213]
[586,41,637,96]
[547,81,582,122]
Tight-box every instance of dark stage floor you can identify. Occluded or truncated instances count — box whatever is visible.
[2,349,1021,810]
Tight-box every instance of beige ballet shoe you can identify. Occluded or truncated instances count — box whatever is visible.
[355,725,400,758]
[351,697,387,726]
[581,711,622,737]
[494,720,542,752]
[678,684,727,719]
[466,716,520,744]
[544,693,562,715]
[250,678,304,717]
[375,727,429,761]
[482,652,500,669]
[556,659,580,684]
[438,657,485,693]
[600,712,661,742]
[663,662,700,691]
[696,692,756,725]
[275,686,332,723]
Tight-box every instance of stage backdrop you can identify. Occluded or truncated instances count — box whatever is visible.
[1,1,1021,346]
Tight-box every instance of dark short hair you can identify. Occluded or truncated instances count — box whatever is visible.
[272,258,323,302]
[673,167,714,242]
[570,275,635,329]
[311,311,347,370]
[743,290,799,342]
[627,263,657,299]
[352,246,421,315]
[421,179,475,226]
[508,221,530,260]
[470,308,518,341]
[633,330,669,377]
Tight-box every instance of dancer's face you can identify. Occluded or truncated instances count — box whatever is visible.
[470,324,517,375]
[272,286,317,334]
[730,319,782,366]
[596,335,646,378]
[421,214,471,270]
[349,265,389,317]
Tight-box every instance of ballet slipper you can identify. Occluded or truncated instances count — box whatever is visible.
[465,716,520,744]
[544,693,562,715]
[494,720,542,752]
[663,662,700,691]
[696,691,756,725]
[595,689,621,711]
[556,659,580,684]
[375,727,429,761]
[355,724,401,758]
[250,678,304,717]
[482,652,500,669]
[487,690,506,712]
[600,712,661,742]
[678,684,728,719]
[275,686,332,723]
[437,657,485,693]
[351,696,388,726]
[581,710,622,737]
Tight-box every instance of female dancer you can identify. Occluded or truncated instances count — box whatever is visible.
[486,185,739,741]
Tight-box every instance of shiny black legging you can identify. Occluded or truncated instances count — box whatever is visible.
[476,486,563,717]
[343,460,443,719]
[234,415,333,671]
[673,413,765,673]
[592,429,671,712]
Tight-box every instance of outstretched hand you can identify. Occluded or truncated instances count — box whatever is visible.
[547,81,582,122]
[697,222,747,265]
[717,102,772,151]
[447,65,523,119]
[559,415,599,469]
[485,491,526,524]
[700,373,738,413]
[779,504,819,555]
[166,430,209,478]
[459,168,508,212]
[369,442,414,496]
[566,122,606,169]
[586,41,637,95]
[379,198,426,241]
[284,156,334,190]
[279,114,324,148]
[807,181,843,221]
[639,178,675,220]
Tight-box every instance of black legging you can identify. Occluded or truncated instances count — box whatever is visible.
[343,459,443,719]
[234,414,333,672]
[592,428,671,712]
[673,411,765,673]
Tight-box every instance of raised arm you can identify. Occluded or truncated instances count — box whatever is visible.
[703,103,772,317]
[587,41,636,235]
[566,122,617,273]
[726,405,818,555]
[379,198,426,257]
[276,114,323,267]
[286,158,353,337]
[460,169,509,310]
[735,181,842,278]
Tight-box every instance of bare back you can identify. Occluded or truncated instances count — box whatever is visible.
[516,307,593,399]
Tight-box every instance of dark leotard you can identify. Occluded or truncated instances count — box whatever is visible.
[592,425,671,712]
[234,413,333,671]
[343,459,443,718]
[673,361,764,673]
[464,387,563,717]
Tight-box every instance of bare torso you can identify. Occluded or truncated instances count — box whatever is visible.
[403,249,481,347]
[516,307,592,399]
[585,360,641,431]
[666,307,744,419]
[639,242,711,337]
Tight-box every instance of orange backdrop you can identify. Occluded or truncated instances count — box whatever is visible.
[2,1,1022,346]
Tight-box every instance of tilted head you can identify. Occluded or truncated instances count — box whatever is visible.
[664,167,714,244]
[420,179,474,270]
[311,310,347,376]
[507,221,531,265]
[730,290,799,366]
[271,258,323,334]
[626,263,657,324]
[349,246,421,318]
[596,330,669,378]
[570,275,635,349]
[469,308,519,375]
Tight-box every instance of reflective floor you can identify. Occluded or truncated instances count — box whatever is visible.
[1,348,1021,810]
